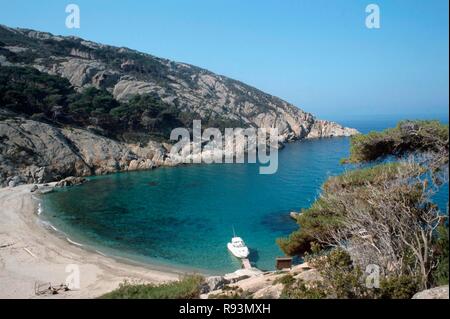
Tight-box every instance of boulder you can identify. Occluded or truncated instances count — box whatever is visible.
[253,283,283,299]
[290,211,300,220]
[30,185,39,193]
[232,273,281,294]
[55,177,87,188]
[224,268,263,283]
[200,276,228,294]
[33,167,53,184]
[412,285,449,299]
[294,269,323,283]
[291,262,312,274]
[8,176,23,188]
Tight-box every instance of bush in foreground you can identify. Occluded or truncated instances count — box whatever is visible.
[100,275,204,299]
[281,249,421,299]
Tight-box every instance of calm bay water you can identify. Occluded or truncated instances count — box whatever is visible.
[41,115,449,274]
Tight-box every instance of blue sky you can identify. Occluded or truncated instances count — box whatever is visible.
[0,0,448,119]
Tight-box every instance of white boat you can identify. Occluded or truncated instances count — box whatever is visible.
[227,236,250,259]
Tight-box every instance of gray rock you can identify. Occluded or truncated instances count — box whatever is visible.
[307,120,359,139]
[290,211,300,220]
[253,283,283,299]
[33,167,52,184]
[0,116,164,187]
[8,176,23,188]
[224,268,263,283]
[55,177,87,188]
[200,276,228,294]
[30,185,39,192]
[294,269,323,283]
[412,285,449,299]
[113,79,156,101]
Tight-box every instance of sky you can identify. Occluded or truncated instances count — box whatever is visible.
[0,0,448,119]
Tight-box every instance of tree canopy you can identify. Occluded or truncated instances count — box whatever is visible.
[345,120,449,165]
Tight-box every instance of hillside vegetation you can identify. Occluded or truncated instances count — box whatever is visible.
[0,66,240,143]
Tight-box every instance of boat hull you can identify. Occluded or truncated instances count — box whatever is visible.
[227,243,249,259]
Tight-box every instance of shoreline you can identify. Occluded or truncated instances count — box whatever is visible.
[38,209,218,277]
[0,184,185,299]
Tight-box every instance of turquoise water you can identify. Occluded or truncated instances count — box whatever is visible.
[41,116,449,274]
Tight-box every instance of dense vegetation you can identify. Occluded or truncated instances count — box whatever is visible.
[100,275,204,299]
[0,65,182,141]
[278,120,449,298]
[0,26,168,78]
[0,66,242,142]
[345,120,449,165]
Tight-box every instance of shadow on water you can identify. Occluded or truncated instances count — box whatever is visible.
[249,248,267,270]
[248,248,260,264]
[260,209,299,234]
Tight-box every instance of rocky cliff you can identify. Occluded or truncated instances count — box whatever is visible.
[0,110,170,186]
[0,24,358,186]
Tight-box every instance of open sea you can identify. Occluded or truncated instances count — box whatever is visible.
[40,114,449,274]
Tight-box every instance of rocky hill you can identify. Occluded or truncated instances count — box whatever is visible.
[0,24,358,186]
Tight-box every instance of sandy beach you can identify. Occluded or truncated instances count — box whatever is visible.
[0,184,181,299]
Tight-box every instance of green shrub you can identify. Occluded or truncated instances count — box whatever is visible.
[100,275,204,299]
[345,120,449,164]
[273,274,295,286]
[432,224,449,286]
[379,275,420,299]
[280,279,329,299]
[310,249,371,299]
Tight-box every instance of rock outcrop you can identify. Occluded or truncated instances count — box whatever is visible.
[201,262,320,299]
[308,120,359,138]
[0,113,167,186]
[55,176,87,188]
[200,276,229,294]
[412,285,449,299]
